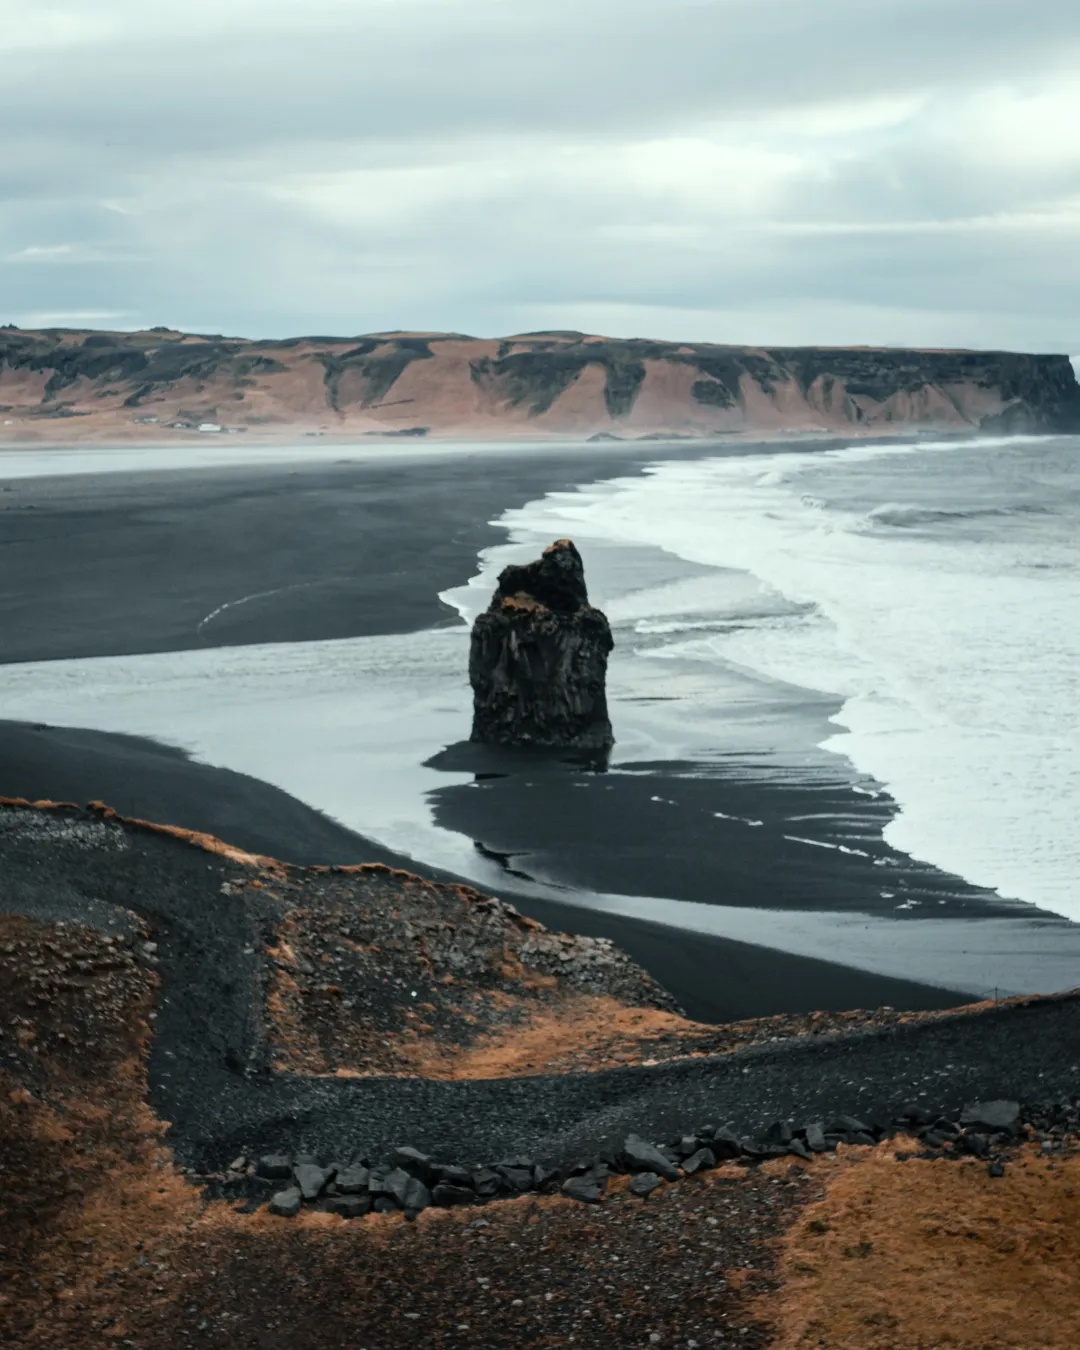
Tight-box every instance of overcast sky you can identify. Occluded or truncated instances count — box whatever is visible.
[3,0,1079,351]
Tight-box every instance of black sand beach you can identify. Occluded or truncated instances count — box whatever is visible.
[0,440,1065,1019]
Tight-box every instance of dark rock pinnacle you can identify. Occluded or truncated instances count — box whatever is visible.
[469,538,614,751]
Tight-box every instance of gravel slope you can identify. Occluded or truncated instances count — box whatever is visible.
[2,800,1077,1179]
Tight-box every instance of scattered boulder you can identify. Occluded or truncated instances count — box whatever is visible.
[628,1172,664,1198]
[804,1123,827,1153]
[433,1182,476,1207]
[682,1148,716,1175]
[622,1135,681,1183]
[268,1186,302,1218]
[709,1127,743,1160]
[390,1146,436,1181]
[403,1176,433,1219]
[382,1167,414,1208]
[435,1164,474,1189]
[496,1163,535,1192]
[471,1167,500,1198]
[334,1164,371,1194]
[561,1176,604,1204]
[325,1194,371,1219]
[256,1153,293,1180]
[293,1162,333,1199]
[469,539,614,751]
[961,1100,1020,1132]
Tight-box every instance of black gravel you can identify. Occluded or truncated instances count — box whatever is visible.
[3,803,1078,1182]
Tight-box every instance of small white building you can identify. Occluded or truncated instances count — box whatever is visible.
[198,422,224,433]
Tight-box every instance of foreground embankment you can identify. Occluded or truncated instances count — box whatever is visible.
[3,800,1079,1350]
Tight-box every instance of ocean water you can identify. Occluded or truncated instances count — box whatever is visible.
[469,435,1080,921]
[2,434,1079,996]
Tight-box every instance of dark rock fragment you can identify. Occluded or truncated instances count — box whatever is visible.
[829,1115,873,1135]
[921,1131,953,1149]
[469,538,614,751]
[402,1177,432,1219]
[896,1105,933,1127]
[561,1176,603,1204]
[293,1163,333,1200]
[334,1165,371,1194]
[766,1120,794,1145]
[622,1135,681,1183]
[390,1146,436,1180]
[435,1164,473,1189]
[471,1167,500,1198]
[988,1161,1006,1178]
[958,1132,989,1158]
[787,1139,812,1160]
[382,1167,414,1208]
[256,1154,293,1180]
[268,1187,302,1218]
[433,1183,476,1207]
[710,1127,743,1159]
[325,1194,371,1219]
[848,1132,877,1148]
[676,1135,703,1159]
[628,1172,664,1198]
[682,1148,716,1175]
[496,1164,534,1192]
[960,1100,1020,1133]
[372,1197,398,1214]
[532,1165,559,1189]
[804,1123,827,1153]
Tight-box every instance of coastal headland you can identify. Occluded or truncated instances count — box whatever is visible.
[2,324,1079,444]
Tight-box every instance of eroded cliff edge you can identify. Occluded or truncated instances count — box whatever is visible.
[2,323,1078,441]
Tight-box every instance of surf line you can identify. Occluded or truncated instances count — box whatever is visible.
[196,579,342,639]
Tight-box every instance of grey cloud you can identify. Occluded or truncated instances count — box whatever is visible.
[3,0,1080,346]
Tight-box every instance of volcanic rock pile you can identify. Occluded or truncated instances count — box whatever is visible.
[208,1094,1080,1222]
[468,539,614,752]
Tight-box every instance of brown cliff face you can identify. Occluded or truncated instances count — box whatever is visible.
[1,324,1078,442]
[469,539,614,752]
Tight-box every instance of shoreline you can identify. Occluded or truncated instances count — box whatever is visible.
[0,720,966,1022]
[1,439,1074,1017]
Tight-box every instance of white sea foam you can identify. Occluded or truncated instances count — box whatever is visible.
[492,435,1080,920]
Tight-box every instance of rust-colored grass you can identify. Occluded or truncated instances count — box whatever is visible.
[764,1142,1080,1350]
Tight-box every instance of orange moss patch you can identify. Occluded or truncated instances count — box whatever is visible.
[399,997,714,1078]
[0,915,202,1347]
[765,1142,1080,1350]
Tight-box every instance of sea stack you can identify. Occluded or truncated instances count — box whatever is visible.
[469,539,614,751]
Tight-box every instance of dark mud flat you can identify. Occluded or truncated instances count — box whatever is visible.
[0,719,964,1022]
[3,802,1077,1180]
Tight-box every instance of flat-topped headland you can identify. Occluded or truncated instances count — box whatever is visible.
[2,323,1079,443]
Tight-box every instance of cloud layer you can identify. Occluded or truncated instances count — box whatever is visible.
[3,0,1080,349]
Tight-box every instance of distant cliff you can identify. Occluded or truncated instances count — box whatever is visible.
[2,324,1078,442]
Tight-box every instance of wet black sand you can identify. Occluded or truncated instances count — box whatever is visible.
[0,441,752,665]
[0,719,963,1022]
[428,742,1013,919]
